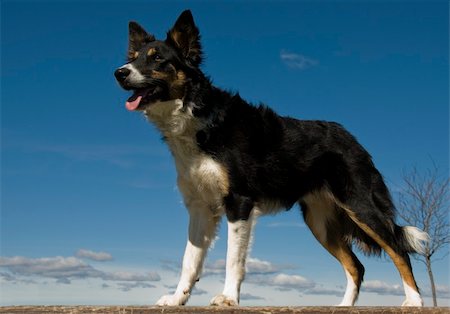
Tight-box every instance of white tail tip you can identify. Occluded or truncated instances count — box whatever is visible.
[403,226,430,255]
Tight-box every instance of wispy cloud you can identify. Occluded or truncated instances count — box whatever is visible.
[0,256,102,283]
[106,271,160,282]
[303,285,344,297]
[361,280,404,296]
[76,249,113,262]
[246,257,296,275]
[434,285,450,299]
[164,284,208,296]
[117,282,156,292]
[200,257,296,277]
[0,254,160,290]
[361,280,450,299]
[240,292,265,301]
[4,135,166,169]
[5,253,446,303]
[247,273,315,292]
[163,256,316,296]
[202,259,226,276]
[191,287,209,296]
[280,50,318,70]
[0,272,36,285]
[160,259,181,274]
[27,143,164,168]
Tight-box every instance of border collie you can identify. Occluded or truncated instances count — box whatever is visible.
[114,10,428,307]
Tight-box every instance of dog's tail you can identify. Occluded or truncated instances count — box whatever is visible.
[396,225,430,255]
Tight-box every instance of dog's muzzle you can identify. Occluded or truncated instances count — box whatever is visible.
[114,65,165,111]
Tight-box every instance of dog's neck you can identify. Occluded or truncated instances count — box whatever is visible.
[144,99,194,134]
[144,99,202,158]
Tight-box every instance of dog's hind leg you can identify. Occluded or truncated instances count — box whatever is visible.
[301,190,365,306]
[320,153,426,306]
[336,197,425,306]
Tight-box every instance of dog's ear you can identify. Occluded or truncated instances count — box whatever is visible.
[128,21,155,59]
[166,10,202,67]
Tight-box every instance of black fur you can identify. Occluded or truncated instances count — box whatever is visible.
[115,10,416,256]
[195,88,402,254]
[115,10,426,304]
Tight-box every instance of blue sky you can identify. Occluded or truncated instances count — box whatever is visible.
[1,0,449,307]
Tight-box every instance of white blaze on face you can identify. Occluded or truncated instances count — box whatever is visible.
[119,63,146,85]
[118,63,149,111]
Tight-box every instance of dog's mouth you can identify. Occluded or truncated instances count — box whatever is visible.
[125,86,163,111]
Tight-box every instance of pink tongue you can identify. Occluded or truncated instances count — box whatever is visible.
[125,95,142,111]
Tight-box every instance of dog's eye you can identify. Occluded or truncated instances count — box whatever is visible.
[154,54,163,62]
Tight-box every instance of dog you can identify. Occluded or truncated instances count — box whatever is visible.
[114,10,428,307]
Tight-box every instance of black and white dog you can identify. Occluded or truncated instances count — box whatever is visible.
[114,10,428,307]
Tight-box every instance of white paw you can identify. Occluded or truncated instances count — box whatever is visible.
[402,298,423,307]
[210,294,238,306]
[156,294,186,306]
[337,302,353,306]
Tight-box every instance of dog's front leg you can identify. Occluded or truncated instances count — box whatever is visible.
[156,208,219,306]
[210,212,255,306]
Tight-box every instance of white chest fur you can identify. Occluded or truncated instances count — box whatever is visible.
[145,100,229,212]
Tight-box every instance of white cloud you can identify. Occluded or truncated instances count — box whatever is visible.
[202,259,226,276]
[247,257,295,275]
[303,286,344,297]
[0,272,36,285]
[167,257,314,296]
[0,255,160,290]
[160,259,180,273]
[272,273,315,290]
[76,249,113,262]
[106,271,160,282]
[56,277,71,284]
[419,284,450,299]
[163,284,208,296]
[0,256,102,280]
[201,257,295,277]
[280,50,318,70]
[240,292,265,300]
[117,282,156,292]
[5,254,447,305]
[435,285,450,299]
[101,283,110,289]
[361,280,404,296]
[191,287,208,296]
[0,272,16,282]
[247,273,315,292]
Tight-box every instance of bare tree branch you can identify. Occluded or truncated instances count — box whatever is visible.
[395,165,449,306]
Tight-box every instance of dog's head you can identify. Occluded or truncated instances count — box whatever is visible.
[114,10,202,111]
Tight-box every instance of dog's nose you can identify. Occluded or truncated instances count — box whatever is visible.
[114,67,131,82]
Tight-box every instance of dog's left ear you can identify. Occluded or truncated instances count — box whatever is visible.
[166,10,202,67]
[128,21,155,59]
